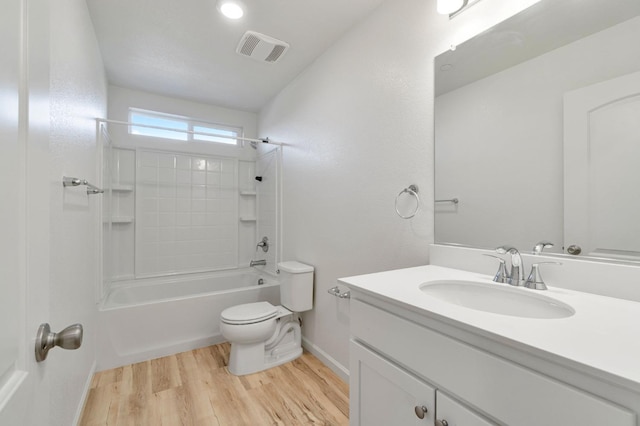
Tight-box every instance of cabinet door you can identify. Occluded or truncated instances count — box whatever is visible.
[436,391,496,426]
[350,340,435,425]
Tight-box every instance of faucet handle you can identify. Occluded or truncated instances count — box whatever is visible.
[525,262,562,290]
[483,254,509,283]
[533,241,554,255]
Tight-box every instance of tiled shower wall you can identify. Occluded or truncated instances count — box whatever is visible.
[105,145,278,283]
[135,150,238,277]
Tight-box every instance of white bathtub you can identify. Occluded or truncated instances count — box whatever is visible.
[97,269,280,371]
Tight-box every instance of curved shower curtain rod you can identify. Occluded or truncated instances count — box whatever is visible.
[95,118,284,146]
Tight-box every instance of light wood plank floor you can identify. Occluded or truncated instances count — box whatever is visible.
[79,342,349,425]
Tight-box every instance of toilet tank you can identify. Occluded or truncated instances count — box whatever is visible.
[278,261,314,312]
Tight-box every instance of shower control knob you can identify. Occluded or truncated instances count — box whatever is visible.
[567,245,582,255]
[435,420,449,426]
[414,405,428,419]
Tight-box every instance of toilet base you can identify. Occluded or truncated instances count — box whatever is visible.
[227,319,303,376]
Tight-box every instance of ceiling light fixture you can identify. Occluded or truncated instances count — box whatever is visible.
[219,1,244,19]
[437,0,468,15]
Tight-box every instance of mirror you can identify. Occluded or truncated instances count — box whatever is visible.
[434,0,640,262]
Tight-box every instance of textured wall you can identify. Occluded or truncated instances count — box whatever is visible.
[258,0,540,377]
[48,1,107,424]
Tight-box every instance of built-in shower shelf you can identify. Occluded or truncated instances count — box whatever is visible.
[239,217,257,222]
[110,216,134,224]
[111,184,134,192]
[239,190,257,196]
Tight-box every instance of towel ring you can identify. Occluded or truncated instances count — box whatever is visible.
[395,185,420,219]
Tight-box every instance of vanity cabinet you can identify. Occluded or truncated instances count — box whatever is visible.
[349,296,637,426]
[350,340,494,425]
[436,391,495,426]
[350,340,436,425]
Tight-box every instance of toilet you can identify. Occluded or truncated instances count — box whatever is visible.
[220,261,314,376]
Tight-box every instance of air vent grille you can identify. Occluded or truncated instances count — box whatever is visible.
[236,31,290,64]
[265,45,286,63]
[240,34,260,56]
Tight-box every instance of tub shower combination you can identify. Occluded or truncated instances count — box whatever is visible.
[97,121,285,370]
[98,269,280,370]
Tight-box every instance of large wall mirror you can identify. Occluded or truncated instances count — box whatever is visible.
[435,0,640,262]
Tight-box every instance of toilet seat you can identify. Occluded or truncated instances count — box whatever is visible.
[221,301,278,325]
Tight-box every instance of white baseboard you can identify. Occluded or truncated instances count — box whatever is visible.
[301,336,349,383]
[73,360,97,426]
[97,334,226,372]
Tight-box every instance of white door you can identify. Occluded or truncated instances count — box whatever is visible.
[0,0,50,424]
[564,71,640,259]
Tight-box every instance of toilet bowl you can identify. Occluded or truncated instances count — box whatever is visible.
[220,261,314,376]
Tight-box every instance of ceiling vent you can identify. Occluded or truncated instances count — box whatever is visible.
[236,31,290,64]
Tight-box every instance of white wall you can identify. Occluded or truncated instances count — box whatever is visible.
[48,1,107,424]
[258,0,539,377]
[435,16,640,252]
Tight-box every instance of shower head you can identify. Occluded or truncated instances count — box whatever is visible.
[248,138,270,149]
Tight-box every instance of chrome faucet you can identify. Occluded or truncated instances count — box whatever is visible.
[524,262,562,290]
[496,245,525,286]
[483,254,509,283]
[256,236,269,252]
[532,241,554,255]
[250,259,266,267]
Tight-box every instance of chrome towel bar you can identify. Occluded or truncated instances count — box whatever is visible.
[435,198,459,204]
[328,286,351,299]
[62,176,104,195]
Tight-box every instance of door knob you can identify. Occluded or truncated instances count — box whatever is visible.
[35,323,83,362]
[567,245,582,255]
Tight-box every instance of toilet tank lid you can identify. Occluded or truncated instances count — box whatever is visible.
[278,261,314,273]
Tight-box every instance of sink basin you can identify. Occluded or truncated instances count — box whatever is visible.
[419,280,575,319]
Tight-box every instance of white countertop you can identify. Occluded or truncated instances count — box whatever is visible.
[339,265,640,392]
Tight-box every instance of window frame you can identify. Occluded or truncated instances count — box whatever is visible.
[128,108,242,146]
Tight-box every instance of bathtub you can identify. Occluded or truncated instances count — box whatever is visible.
[97,269,280,371]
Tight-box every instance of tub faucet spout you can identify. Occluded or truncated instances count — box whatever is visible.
[250,259,266,267]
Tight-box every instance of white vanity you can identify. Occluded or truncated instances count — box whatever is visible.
[340,265,640,425]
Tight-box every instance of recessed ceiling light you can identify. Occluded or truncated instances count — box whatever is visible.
[437,0,465,15]
[219,1,244,19]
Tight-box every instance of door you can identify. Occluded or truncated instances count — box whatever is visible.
[350,340,435,425]
[0,0,50,424]
[564,71,640,259]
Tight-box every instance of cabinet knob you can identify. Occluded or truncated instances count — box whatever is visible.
[414,405,428,419]
[436,420,449,426]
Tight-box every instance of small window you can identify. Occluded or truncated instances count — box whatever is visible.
[129,109,240,145]
[192,123,239,145]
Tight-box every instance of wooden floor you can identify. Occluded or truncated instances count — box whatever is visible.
[79,342,349,425]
